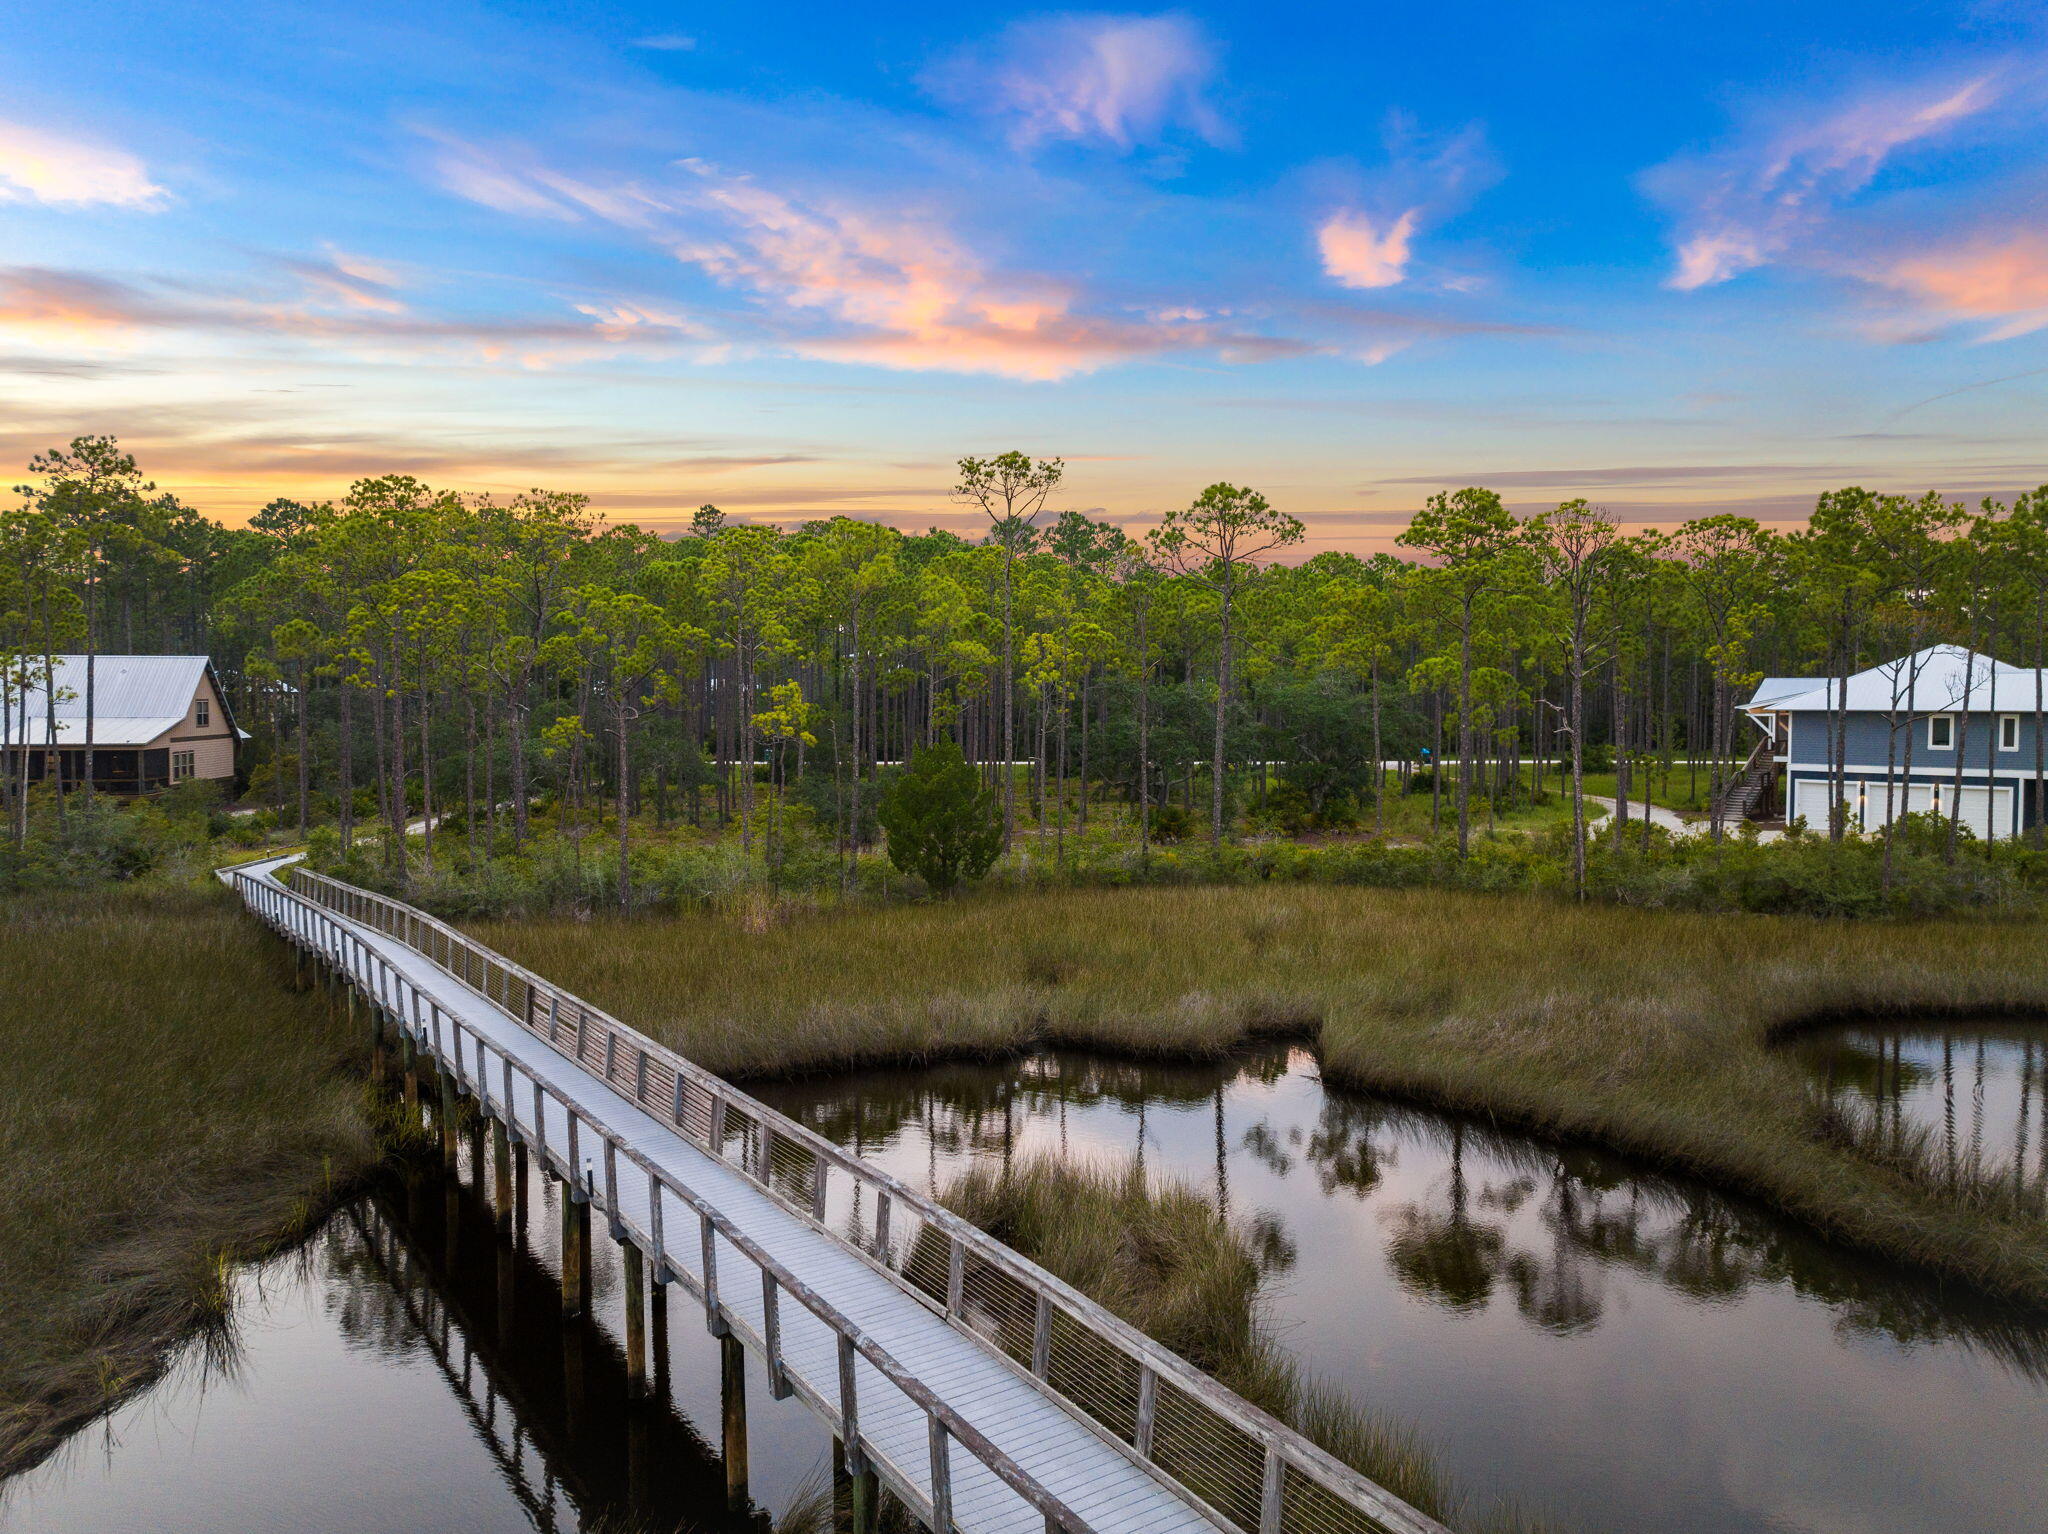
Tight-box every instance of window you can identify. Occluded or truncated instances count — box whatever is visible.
[171,750,195,783]
[1929,714,1955,750]
[196,697,210,727]
[2001,714,2020,751]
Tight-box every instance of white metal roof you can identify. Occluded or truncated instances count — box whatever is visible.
[1744,645,2037,714]
[2,655,214,748]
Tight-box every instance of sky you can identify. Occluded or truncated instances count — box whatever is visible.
[4,0,2047,551]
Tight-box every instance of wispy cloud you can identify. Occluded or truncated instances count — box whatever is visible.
[0,119,166,209]
[1646,73,2002,290]
[425,141,1335,377]
[0,263,703,364]
[924,13,1229,151]
[1858,232,2048,341]
[632,34,696,52]
[277,248,409,313]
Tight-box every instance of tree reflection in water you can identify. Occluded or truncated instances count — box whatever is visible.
[760,1041,2048,1384]
[1795,1021,2048,1195]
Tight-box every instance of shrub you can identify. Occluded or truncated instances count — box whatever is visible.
[877,740,1002,893]
[1147,802,1194,841]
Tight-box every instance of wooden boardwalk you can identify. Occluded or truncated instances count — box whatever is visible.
[224,855,1446,1534]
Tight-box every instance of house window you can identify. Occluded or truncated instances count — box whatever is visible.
[196,697,210,727]
[171,750,195,782]
[1928,715,1955,750]
[2001,714,2019,751]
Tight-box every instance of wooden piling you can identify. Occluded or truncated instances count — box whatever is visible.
[401,1032,420,1115]
[369,1002,389,1090]
[721,1332,749,1510]
[491,1119,513,1230]
[623,1243,647,1396]
[650,1279,670,1399]
[849,1458,879,1534]
[513,1142,530,1250]
[439,1065,459,1167]
[562,1193,589,1317]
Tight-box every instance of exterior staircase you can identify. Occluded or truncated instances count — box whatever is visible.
[1712,738,1776,824]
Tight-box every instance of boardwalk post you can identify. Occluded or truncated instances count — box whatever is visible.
[514,1141,530,1251]
[650,1278,670,1399]
[761,1270,792,1400]
[562,1192,590,1317]
[492,1119,513,1231]
[849,1461,879,1534]
[369,996,389,1090]
[400,1028,420,1116]
[929,1418,954,1534]
[623,1242,647,1397]
[721,1332,749,1510]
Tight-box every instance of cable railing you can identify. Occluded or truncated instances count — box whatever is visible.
[233,864,1085,1534]
[257,862,1447,1534]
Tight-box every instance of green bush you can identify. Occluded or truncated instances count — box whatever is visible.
[1147,802,1194,841]
[877,740,1002,894]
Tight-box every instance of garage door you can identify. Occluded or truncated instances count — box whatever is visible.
[1952,785,2013,840]
[1793,778,1837,831]
[1859,780,1918,829]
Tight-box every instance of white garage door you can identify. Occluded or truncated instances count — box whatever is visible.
[1952,785,2012,840]
[1860,780,1921,829]
[1793,778,1838,831]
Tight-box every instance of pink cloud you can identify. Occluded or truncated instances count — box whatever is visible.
[429,142,1311,378]
[1861,233,2048,341]
[0,119,165,209]
[672,161,1269,377]
[1318,208,1419,289]
[279,249,408,313]
[925,13,1229,151]
[1649,74,2001,290]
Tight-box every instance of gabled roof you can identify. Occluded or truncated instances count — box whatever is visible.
[1749,677,1826,709]
[1744,645,2036,714]
[1,655,233,748]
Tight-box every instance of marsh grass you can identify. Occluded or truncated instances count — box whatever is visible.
[941,1158,1552,1534]
[474,884,2048,1303]
[0,885,378,1476]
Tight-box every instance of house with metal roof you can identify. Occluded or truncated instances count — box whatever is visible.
[2,655,243,792]
[1739,644,2048,840]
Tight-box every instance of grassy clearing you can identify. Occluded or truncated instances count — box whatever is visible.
[0,885,378,1476]
[473,884,2048,1305]
[942,1158,1551,1534]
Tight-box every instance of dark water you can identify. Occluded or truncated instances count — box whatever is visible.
[754,1046,2048,1534]
[0,1137,834,1534]
[1794,1020,2048,1190]
[9,1046,2048,1534]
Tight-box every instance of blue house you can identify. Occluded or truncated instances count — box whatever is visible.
[1741,645,2048,840]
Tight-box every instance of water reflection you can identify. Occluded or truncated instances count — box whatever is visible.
[3,1139,832,1534]
[760,1044,2048,1534]
[1795,1020,2048,1190]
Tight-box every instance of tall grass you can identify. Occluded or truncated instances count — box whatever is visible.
[942,1158,1553,1534]
[473,884,2048,1304]
[0,885,378,1475]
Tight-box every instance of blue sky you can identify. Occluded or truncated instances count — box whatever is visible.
[5,1,2046,547]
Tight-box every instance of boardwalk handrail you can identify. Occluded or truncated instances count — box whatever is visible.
[270,864,1448,1534]
[233,864,1088,1534]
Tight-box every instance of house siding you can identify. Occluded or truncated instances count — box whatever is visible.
[162,672,236,781]
[1784,708,2048,775]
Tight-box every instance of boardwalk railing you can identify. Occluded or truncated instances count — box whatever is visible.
[242,862,1447,1534]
